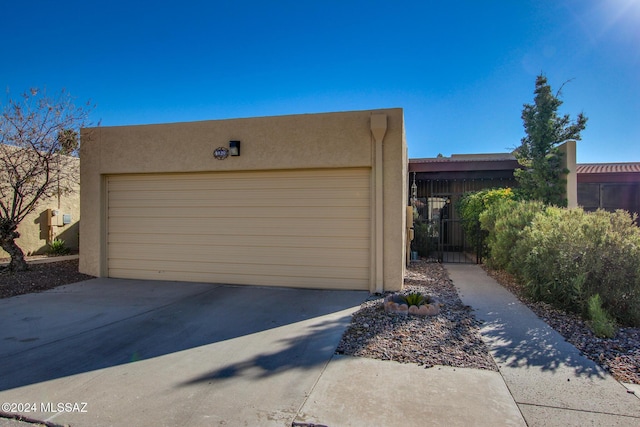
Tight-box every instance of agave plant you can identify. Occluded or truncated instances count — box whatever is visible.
[401,292,427,307]
[48,239,70,256]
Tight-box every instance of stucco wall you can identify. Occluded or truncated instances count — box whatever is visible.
[80,108,406,291]
[559,140,578,208]
[0,156,80,259]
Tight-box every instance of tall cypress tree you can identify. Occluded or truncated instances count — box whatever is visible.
[515,75,587,206]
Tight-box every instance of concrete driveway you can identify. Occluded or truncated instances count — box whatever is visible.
[0,278,367,426]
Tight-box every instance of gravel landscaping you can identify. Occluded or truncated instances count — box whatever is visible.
[336,261,498,371]
[0,258,93,299]
[337,260,639,386]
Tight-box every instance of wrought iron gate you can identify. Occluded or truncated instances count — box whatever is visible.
[411,217,482,264]
[409,175,514,264]
[437,219,482,264]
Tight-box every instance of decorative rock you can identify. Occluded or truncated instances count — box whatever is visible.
[417,305,431,316]
[397,304,409,315]
[383,292,441,316]
[424,304,440,316]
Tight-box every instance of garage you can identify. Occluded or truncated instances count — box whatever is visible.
[106,168,371,289]
[81,108,407,292]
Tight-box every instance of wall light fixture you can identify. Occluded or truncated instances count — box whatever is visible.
[229,140,240,156]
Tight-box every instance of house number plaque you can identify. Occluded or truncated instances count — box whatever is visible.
[213,147,229,160]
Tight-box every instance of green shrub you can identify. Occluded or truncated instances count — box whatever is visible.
[515,208,640,326]
[515,208,592,312]
[48,239,70,256]
[480,199,545,272]
[587,294,617,338]
[478,195,640,327]
[457,188,515,224]
[578,210,640,326]
[412,221,437,257]
[457,188,515,255]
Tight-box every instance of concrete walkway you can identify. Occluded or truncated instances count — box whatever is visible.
[294,356,525,427]
[447,263,640,427]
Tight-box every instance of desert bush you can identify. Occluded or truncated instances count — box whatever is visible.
[515,208,640,326]
[515,208,588,311]
[578,210,640,326]
[480,199,545,272]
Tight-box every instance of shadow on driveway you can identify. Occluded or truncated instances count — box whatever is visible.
[0,278,367,391]
[179,316,347,386]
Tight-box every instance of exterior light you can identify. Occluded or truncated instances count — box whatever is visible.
[229,140,240,156]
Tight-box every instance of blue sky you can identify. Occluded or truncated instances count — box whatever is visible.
[2,0,639,163]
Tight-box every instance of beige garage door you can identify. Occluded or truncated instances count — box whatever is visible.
[107,168,371,290]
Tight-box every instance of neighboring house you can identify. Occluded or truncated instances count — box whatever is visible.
[79,109,408,292]
[0,148,80,258]
[577,163,640,216]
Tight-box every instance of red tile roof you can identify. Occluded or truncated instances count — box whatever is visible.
[576,163,640,174]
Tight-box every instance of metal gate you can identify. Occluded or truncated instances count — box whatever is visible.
[411,217,481,264]
[437,219,482,264]
[409,175,516,264]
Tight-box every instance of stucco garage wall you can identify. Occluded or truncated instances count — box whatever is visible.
[80,108,406,291]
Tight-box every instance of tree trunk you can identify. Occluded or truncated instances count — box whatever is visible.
[1,238,28,271]
[0,220,29,271]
